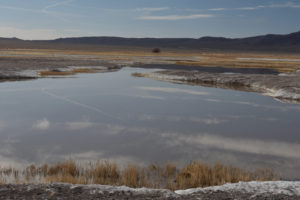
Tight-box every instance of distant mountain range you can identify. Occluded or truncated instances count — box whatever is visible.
[1,31,300,52]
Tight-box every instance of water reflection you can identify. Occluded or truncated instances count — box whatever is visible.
[0,67,300,178]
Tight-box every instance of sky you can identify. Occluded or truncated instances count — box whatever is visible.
[0,0,300,40]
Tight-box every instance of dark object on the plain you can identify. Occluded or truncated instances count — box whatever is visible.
[152,48,161,53]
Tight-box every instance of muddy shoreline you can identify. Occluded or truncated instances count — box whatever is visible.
[0,56,122,81]
[131,64,280,75]
[133,69,300,103]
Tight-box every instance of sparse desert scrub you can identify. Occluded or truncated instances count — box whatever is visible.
[0,159,279,190]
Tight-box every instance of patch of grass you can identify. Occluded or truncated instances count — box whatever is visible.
[39,70,74,76]
[0,159,279,190]
[40,68,101,76]
[132,72,147,77]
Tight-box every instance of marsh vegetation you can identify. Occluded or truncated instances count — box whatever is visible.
[0,160,278,190]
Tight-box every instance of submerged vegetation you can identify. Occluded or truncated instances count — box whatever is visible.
[0,160,278,190]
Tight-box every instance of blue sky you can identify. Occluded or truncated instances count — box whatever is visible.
[0,0,299,39]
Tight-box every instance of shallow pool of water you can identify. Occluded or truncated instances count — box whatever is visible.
[0,67,300,178]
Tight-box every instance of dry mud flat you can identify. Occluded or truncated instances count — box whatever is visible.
[1,182,299,200]
[135,69,300,103]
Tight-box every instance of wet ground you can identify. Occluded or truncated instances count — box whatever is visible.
[0,56,119,79]
[132,64,280,74]
[137,69,300,103]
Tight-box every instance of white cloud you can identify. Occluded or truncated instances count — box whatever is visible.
[201,118,227,125]
[33,118,50,130]
[208,3,300,12]
[0,154,28,169]
[62,151,104,161]
[136,7,169,12]
[140,114,228,125]
[134,95,166,100]
[205,98,223,103]
[136,86,209,95]
[41,0,76,23]
[166,116,227,125]
[139,114,156,121]
[208,8,227,11]
[63,29,81,33]
[0,5,38,13]
[139,14,214,20]
[0,138,18,155]
[0,26,60,40]
[59,151,142,167]
[237,5,265,10]
[43,0,73,10]
[209,5,265,11]
[0,1,77,23]
[164,133,300,159]
[270,2,300,8]
[233,100,297,111]
[0,120,5,131]
[66,120,94,130]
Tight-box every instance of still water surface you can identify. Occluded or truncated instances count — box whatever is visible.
[0,67,300,178]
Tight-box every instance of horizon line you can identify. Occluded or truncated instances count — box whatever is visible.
[1,30,299,41]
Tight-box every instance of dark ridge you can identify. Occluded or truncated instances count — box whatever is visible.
[0,31,300,52]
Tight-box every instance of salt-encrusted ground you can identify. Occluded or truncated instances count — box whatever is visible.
[1,181,299,200]
[137,70,300,103]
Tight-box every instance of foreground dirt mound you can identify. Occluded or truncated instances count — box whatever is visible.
[0,183,298,200]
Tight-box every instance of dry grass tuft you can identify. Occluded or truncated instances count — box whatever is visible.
[0,159,279,190]
[40,68,101,76]
[71,68,100,73]
[122,164,139,188]
[39,70,74,76]
[132,72,147,77]
[92,160,120,185]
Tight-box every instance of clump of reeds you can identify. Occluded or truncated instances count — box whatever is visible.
[0,159,279,190]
